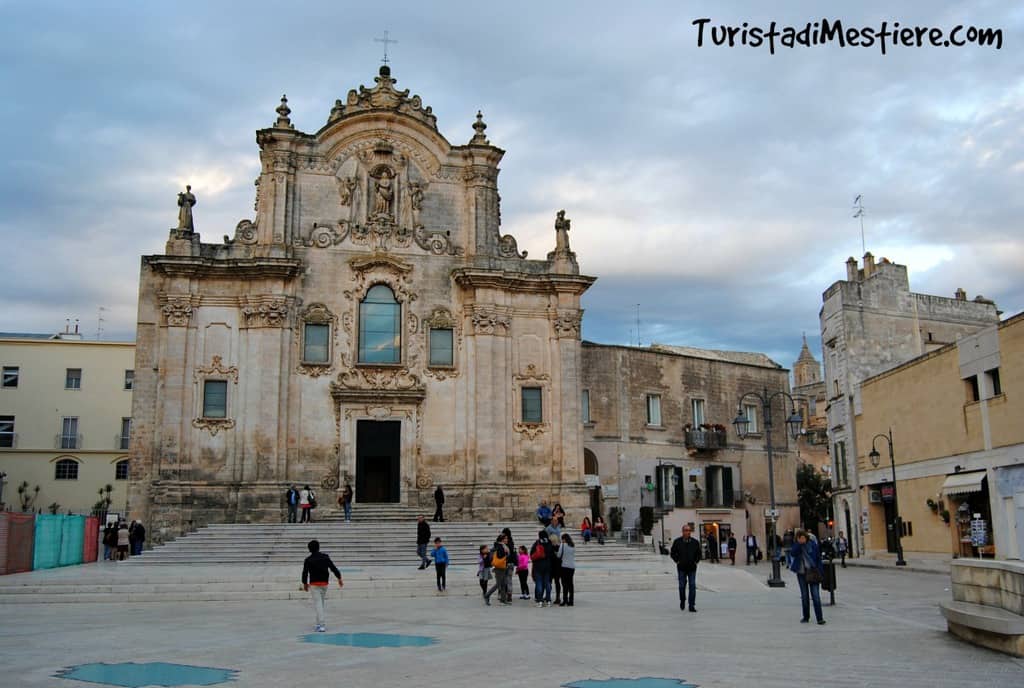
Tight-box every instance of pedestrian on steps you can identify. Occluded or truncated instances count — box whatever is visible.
[340,484,353,522]
[416,515,432,569]
[285,485,299,523]
[433,485,445,522]
[299,485,314,523]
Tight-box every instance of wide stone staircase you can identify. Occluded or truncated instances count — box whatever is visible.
[0,506,675,603]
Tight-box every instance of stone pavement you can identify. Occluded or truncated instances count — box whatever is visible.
[1,562,1022,688]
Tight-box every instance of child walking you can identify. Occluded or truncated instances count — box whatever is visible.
[516,545,531,599]
[432,537,449,592]
[477,544,492,600]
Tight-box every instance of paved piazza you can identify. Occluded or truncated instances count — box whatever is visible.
[2,564,1022,688]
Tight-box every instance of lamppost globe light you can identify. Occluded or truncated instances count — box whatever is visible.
[869,447,880,468]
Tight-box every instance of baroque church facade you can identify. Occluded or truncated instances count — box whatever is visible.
[129,66,595,541]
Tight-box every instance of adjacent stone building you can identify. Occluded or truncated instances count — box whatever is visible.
[820,253,1000,556]
[580,342,801,551]
[129,66,595,542]
[856,310,1024,559]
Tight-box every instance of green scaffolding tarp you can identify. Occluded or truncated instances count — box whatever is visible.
[59,515,85,566]
[33,514,86,570]
[33,515,62,570]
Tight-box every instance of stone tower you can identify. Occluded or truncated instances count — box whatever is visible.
[129,66,595,541]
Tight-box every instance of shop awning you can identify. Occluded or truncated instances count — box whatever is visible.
[941,471,986,496]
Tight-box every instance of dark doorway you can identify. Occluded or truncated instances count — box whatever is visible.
[356,420,401,503]
[589,486,602,520]
[883,497,897,553]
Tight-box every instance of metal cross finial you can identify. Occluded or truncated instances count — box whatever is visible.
[374,31,398,65]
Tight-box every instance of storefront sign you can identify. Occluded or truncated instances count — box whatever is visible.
[881,485,895,503]
[970,518,988,547]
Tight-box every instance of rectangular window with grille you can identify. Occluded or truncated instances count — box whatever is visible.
[65,368,82,390]
[119,417,132,450]
[115,460,130,481]
[60,416,79,449]
[124,370,134,390]
[521,387,542,423]
[0,415,14,448]
[203,380,228,418]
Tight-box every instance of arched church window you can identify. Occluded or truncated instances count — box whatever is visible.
[359,284,401,364]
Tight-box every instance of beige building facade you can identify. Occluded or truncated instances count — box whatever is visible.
[130,66,595,542]
[0,331,135,516]
[856,311,1024,560]
[580,342,801,551]
[820,254,999,556]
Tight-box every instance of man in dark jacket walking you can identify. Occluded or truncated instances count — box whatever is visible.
[416,515,432,569]
[285,485,299,523]
[670,524,701,612]
[433,485,445,522]
[302,539,343,633]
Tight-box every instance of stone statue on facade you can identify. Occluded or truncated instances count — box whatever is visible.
[408,181,424,228]
[373,169,395,218]
[177,185,196,231]
[554,209,571,254]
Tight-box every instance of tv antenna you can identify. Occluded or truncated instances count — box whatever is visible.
[635,304,642,347]
[852,194,866,255]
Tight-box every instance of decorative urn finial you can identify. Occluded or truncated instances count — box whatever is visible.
[470,110,489,144]
[275,94,293,129]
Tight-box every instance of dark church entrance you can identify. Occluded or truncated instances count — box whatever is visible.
[356,420,401,503]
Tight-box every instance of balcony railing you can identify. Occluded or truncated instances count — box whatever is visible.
[56,434,83,450]
[685,428,728,451]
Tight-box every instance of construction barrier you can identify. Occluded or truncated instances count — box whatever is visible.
[33,514,65,570]
[58,515,86,567]
[82,516,99,563]
[0,512,36,575]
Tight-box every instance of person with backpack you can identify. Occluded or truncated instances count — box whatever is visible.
[484,532,511,605]
[516,545,531,600]
[530,530,554,607]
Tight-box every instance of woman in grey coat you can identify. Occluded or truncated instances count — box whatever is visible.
[558,533,576,606]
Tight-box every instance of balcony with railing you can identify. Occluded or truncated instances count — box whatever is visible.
[56,434,83,450]
[684,425,728,451]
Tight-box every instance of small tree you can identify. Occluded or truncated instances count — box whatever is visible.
[17,481,40,513]
[797,464,832,533]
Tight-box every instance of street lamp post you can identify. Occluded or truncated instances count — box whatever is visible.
[869,428,906,567]
[733,387,803,589]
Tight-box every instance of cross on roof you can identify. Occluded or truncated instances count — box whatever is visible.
[374,31,398,65]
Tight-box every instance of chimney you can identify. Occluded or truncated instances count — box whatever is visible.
[64,319,70,334]
[955,288,967,301]
[863,252,875,277]
[74,319,80,335]
[846,256,858,281]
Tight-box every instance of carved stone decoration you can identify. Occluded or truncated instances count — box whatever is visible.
[334,359,424,392]
[191,417,236,436]
[295,303,337,377]
[512,421,547,440]
[330,65,438,130]
[553,310,582,339]
[368,406,392,419]
[416,474,433,489]
[241,297,289,328]
[160,294,195,327]
[298,220,351,248]
[471,308,511,336]
[413,226,463,256]
[320,475,339,490]
[337,176,359,206]
[225,219,258,246]
[370,166,396,221]
[193,355,240,384]
[408,181,425,228]
[498,233,527,259]
[514,363,551,384]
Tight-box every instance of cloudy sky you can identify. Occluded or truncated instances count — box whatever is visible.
[2,1,1021,369]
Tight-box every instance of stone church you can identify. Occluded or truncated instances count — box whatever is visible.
[129,66,595,541]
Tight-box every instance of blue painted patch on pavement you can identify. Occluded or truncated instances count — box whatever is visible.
[56,662,238,687]
[563,680,698,688]
[301,632,438,647]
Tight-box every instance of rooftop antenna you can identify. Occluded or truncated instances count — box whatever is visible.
[374,30,398,65]
[96,306,107,340]
[635,304,641,348]
[852,194,866,255]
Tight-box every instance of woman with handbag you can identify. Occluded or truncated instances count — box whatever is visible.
[299,485,315,523]
[788,529,825,625]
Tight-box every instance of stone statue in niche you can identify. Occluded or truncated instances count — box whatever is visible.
[554,209,571,254]
[408,181,424,228]
[177,185,196,231]
[338,176,358,206]
[373,168,395,219]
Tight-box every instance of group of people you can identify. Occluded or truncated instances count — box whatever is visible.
[285,485,321,523]
[669,524,829,625]
[102,520,144,561]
